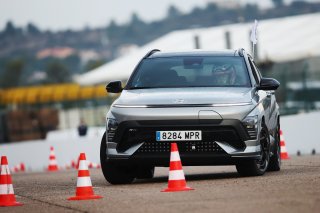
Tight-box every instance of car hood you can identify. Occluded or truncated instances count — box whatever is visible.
[114,87,254,106]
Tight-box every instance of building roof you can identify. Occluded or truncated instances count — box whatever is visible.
[76,13,320,86]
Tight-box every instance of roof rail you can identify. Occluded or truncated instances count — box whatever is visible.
[143,49,160,58]
[237,48,245,57]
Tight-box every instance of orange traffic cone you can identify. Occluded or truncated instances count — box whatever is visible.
[88,161,93,169]
[19,163,25,172]
[0,156,23,207]
[11,163,26,173]
[14,166,19,173]
[68,153,103,200]
[11,165,19,173]
[47,146,59,171]
[162,143,194,192]
[280,130,290,160]
[87,161,100,169]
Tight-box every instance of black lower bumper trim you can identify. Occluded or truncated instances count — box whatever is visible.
[107,153,261,166]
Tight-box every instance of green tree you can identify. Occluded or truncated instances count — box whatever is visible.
[84,60,105,72]
[106,20,123,44]
[3,21,16,36]
[130,13,144,26]
[0,59,24,88]
[206,2,218,12]
[64,55,81,74]
[45,61,71,84]
[123,13,147,44]
[27,22,40,35]
[167,5,181,19]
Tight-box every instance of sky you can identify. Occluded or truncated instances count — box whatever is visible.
[0,0,318,31]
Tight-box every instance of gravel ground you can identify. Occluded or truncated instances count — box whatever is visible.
[4,155,320,213]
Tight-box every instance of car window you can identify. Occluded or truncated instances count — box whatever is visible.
[127,56,251,89]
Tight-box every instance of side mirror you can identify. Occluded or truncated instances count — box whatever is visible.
[257,78,280,91]
[106,81,123,93]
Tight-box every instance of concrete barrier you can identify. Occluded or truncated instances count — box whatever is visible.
[0,127,104,171]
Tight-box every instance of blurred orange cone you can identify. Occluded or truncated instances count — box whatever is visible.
[19,163,25,172]
[13,166,19,173]
[87,161,100,169]
[10,163,26,173]
[88,161,93,169]
[68,153,103,200]
[47,146,59,171]
[280,130,290,160]
[162,143,194,192]
[76,156,80,170]
[71,160,76,169]
[0,156,23,207]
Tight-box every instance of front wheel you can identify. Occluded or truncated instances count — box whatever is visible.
[236,123,270,176]
[100,132,135,184]
[268,123,281,171]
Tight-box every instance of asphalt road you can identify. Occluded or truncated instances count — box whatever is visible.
[5,155,320,213]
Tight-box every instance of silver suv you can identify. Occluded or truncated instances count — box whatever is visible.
[100,49,281,184]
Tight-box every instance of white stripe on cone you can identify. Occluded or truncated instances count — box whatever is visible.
[49,160,58,165]
[78,160,88,170]
[281,146,287,152]
[1,165,10,174]
[169,170,185,181]
[0,184,14,194]
[170,151,181,161]
[76,177,92,187]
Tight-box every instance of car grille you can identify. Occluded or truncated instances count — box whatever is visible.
[136,141,225,154]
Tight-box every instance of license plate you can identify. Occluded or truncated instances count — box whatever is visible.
[156,131,202,141]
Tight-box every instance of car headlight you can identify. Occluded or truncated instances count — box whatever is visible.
[242,115,258,139]
[242,115,258,129]
[106,118,118,142]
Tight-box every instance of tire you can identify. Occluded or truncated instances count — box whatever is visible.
[136,167,155,179]
[268,123,281,171]
[100,132,135,184]
[236,123,270,176]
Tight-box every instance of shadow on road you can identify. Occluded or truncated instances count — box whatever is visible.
[133,172,240,185]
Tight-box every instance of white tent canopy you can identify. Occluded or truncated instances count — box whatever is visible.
[76,13,320,86]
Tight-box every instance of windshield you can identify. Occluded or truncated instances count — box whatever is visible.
[127,56,251,89]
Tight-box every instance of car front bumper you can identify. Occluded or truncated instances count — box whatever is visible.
[105,119,262,166]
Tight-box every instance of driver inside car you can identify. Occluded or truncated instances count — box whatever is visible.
[212,65,236,86]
